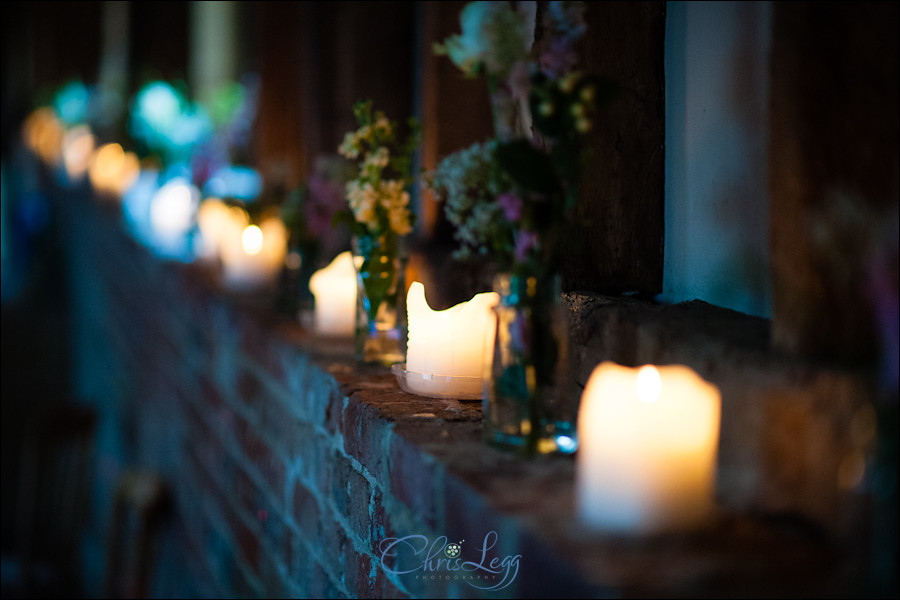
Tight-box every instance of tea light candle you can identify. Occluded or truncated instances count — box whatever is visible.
[308,251,356,336]
[576,362,721,534]
[219,212,288,289]
[404,281,499,398]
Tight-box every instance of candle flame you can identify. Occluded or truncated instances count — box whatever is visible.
[242,225,264,255]
[636,365,661,404]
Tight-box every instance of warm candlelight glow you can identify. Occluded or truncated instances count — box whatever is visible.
[150,178,198,240]
[196,198,233,258]
[242,225,264,256]
[23,107,64,165]
[61,125,95,181]
[219,211,288,289]
[89,143,140,198]
[577,362,722,535]
[404,281,499,398]
[309,251,357,336]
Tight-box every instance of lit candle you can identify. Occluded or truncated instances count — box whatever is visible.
[88,143,140,198]
[148,177,199,255]
[576,362,721,534]
[404,281,499,398]
[61,124,95,181]
[219,211,288,290]
[308,251,357,336]
[196,198,235,259]
[23,107,64,166]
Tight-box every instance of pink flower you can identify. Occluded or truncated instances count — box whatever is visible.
[539,38,578,79]
[514,230,538,262]
[306,173,345,236]
[498,193,523,222]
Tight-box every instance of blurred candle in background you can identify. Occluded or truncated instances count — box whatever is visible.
[22,107,65,166]
[61,124,95,182]
[196,198,235,260]
[309,251,356,336]
[149,177,199,252]
[88,143,140,199]
[219,211,288,290]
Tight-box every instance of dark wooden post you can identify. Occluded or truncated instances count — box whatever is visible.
[563,1,666,296]
[769,2,899,363]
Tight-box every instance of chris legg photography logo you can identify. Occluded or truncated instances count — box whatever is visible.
[377,530,521,591]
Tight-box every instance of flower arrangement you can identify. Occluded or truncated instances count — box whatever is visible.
[335,100,420,239]
[280,155,355,266]
[335,100,421,364]
[429,1,613,279]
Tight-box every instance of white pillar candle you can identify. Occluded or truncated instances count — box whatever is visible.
[196,198,234,259]
[576,362,721,534]
[148,177,200,256]
[61,124,95,181]
[308,251,357,336]
[404,281,499,398]
[219,212,288,289]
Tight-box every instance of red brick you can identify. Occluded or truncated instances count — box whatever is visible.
[236,368,264,407]
[369,486,397,549]
[234,516,262,575]
[257,454,287,508]
[197,373,225,412]
[235,467,261,524]
[342,398,389,478]
[319,517,351,584]
[232,413,260,461]
[330,450,353,515]
[324,385,345,435]
[348,467,374,546]
[388,434,439,531]
[292,479,322,539]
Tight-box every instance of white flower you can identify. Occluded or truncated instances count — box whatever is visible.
[338,132,359,159]
[365,146,390,170]
[374,116,392,136]
[439,1,530,77]
[388,203,413,235]
[380,180,413,235]
[346,180,378,229]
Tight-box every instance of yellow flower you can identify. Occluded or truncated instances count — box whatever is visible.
[374,116,392,136]
[559,71,580,94]
[580,85,595,103]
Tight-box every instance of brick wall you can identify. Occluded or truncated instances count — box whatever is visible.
[55,180,883,598]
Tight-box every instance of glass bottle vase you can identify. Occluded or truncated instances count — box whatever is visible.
[351,233,407,366]
[483,272,578,456]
